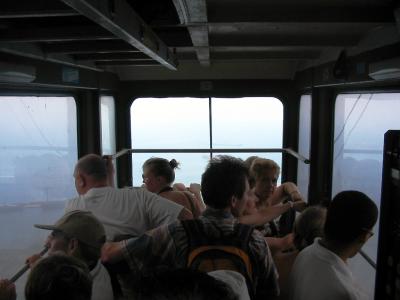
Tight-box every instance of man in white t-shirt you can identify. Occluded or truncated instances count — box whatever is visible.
[65,154,192,241]
[288,190,378,300]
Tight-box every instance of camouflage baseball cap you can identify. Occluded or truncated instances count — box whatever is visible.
[35,210,105,249]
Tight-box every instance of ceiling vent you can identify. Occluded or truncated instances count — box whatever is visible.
[368,57,400,80]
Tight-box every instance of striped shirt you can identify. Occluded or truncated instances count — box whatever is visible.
[122,207,279,299]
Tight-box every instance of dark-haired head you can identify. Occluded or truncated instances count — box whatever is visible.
[25,254,92,300]
[143,157,179,185]
[324,190,378,244]
[293,206,327,250]
[201,156,249,210]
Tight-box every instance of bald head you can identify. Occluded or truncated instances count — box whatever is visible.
[74,154,108,195]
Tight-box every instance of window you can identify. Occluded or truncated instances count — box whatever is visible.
[130,97,283,186]
[100,95,117,185]
[297,95,312,201]
[100,96,116,155]
[0,96,78,299]
[332,92,400,297]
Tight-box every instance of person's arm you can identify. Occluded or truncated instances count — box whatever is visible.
[25,254,42,269]
[0,280,16,300]
[102,223,178,273]
[240,200,305,226]
[101,241,125,264]
[188,183,206,211]
[240,203,292,226]
[177,207,193,220]
[267,182,306,211]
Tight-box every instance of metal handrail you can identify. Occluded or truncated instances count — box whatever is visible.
[111,148,310,164]
[359,249,376,269]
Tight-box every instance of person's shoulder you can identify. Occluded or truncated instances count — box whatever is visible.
[111,186,147,199]
[65,195,82,209]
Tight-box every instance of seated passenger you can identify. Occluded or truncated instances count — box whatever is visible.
[273,206,327,299]
[28,210,113,300]
[25,254,92,300]
[288,191,378,300]
[131,269,239,300]
[102,156,279,299]
[142,157,205,218]
[65,154,192,241]
[240,157,306,254]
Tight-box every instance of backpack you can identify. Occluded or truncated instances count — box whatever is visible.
[181,219,256,297]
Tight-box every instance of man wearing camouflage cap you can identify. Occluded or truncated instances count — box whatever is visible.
[28,210,113,300]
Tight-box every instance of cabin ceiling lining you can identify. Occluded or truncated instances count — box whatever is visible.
[0,0,397,80]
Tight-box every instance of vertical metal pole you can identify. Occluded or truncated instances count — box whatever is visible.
[209,96,213,159]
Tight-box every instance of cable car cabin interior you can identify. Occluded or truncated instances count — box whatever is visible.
[0,0,399,299]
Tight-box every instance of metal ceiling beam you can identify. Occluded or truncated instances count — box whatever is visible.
[0,10,79,18]
[60,0,177,70]
[0,1,79,18]
[211,35,359,47]
[207,7,395,23]
[0,42,102,71]
[95,60,159,66]
[172,0,210,66]
[0,26,116,43]
[44,41,140,54]
[74,52,151,61]
[211,50,320,60]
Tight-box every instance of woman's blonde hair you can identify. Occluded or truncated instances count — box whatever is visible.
[249,158,280,181]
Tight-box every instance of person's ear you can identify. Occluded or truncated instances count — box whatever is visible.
[77,173,86,187]
[68,238,79,255]
[231,195,238,209]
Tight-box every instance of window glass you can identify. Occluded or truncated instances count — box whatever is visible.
[130,97,284,188]
[212,97,283,148]
[297,95,312,200]
[100,95,117,185]
[100,96,116,155]
[0,96,78,299]
[131,98,210,149]
[332,92,400,297]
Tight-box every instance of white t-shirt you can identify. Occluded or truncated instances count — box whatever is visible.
[208,270,251,300]
[90,260,113,300]
[288,239,368,300]
[65,187,183,241]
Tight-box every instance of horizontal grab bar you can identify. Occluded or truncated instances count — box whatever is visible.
[110,148,310,164]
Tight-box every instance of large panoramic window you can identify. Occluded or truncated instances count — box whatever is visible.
[0,96,78,299]
[130,97,283,186]
[332,92,400,297]
[297,95,312,201]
